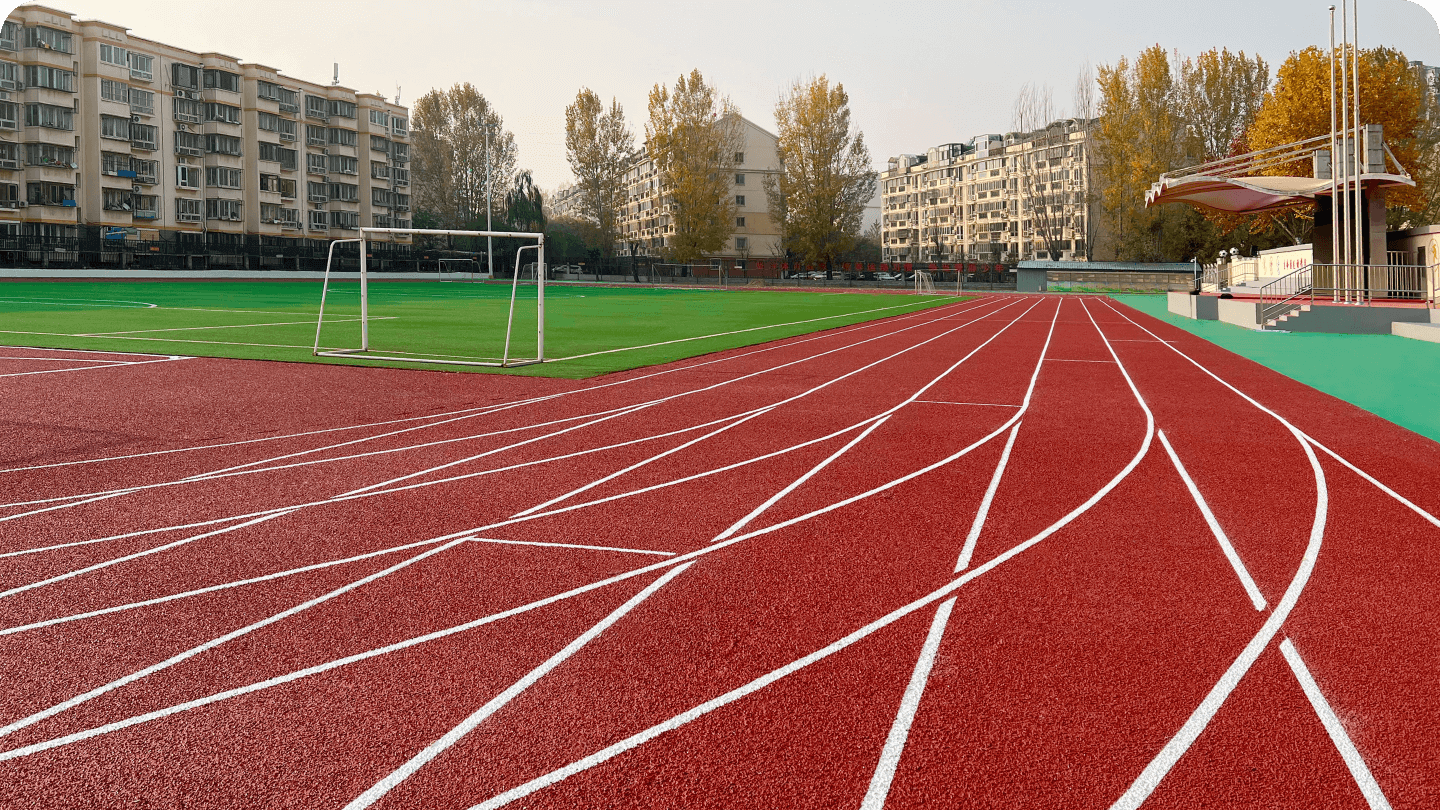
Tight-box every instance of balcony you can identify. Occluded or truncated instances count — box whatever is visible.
[129,66,152,83]
[133,208,157,220]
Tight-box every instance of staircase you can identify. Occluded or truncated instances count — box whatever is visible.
[1224,276,1283,296]
[1265,303,1311,328]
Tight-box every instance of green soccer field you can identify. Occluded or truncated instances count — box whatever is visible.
[0,280,965,378]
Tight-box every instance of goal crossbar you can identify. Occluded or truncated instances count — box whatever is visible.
[313,227,546,368]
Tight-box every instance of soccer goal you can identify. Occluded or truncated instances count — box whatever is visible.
[915,270,937,295]
[312,227,547,368]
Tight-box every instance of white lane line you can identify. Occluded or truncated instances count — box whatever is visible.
[1304,440,1440,531]
[0,356,134,363]
[77,317,388,336]
[463,537,675,557]
[859,597,957,810]
[0,537,450,637]
[0,537,469,739]
[1278,638,1393,810]
[342,562,694,810]
[713,416,892,542]
[550,299,948,362]
[1157,430,1267,611]
[0,491,131,524]
[955,421,1021,572]
[1047,358,1115,363]
[0,356,189,378]
[0,510,297,600]
[913,400,1020,408]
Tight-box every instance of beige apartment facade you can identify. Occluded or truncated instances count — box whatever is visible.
[619,115,781,264]
[881,120,1093,264]
[0,4,410,250]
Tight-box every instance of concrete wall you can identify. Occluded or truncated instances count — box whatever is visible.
[1167,291,1195,318]
[1285,304,1433,335]
[1218,298,1261,330]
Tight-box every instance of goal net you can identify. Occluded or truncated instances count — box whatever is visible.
[915,270,937,295]
[312,227,547,368]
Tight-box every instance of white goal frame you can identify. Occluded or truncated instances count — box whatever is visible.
[312,227,547,368]
[914,270,937,295]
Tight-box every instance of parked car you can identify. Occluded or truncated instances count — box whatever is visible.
[876,272,902,282]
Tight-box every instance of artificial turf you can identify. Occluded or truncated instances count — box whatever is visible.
[1112,293,1440,444]
[0,280,964,379]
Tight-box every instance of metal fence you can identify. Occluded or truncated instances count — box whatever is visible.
[1259,263,1435,328]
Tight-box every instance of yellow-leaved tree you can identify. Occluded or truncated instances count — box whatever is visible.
[564,88,635,257]
[764,76,877,270]
[646,70,743,263]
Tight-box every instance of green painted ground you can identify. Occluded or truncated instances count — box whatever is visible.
[0,281,963,379]
[1112,294,1440,444]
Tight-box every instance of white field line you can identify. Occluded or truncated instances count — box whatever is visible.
[549,298,954,362]
[1157,429,1267,611]
[1278,638,1394,810]
[0,537,450,637]
[0,344,175,358]
[337,297,1023,498]
[859,597,957,810]
[0,356,135,363]
[462,537,675,557]
[1097,298,1440,534]
[955,422,1021,572]
[0,537,470,739]
[0,355,188,379]
[77,317,385,336]
[342,562,694,810]
[0,297,157,308]
[0,510,297,600]
[0,330,341,351]
[0,296,988,478]
[0,298,1047,763]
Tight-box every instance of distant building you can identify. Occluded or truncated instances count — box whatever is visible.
[0,4,412,246]
[619,115,781,263]
[880,120,1094,264]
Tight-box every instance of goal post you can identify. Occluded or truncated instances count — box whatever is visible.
[915,270,937,295]
[312,227,546,368]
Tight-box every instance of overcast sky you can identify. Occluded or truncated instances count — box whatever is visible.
[40,0,1440,191]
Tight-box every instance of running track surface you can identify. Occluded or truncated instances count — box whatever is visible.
[1,295,1437,809]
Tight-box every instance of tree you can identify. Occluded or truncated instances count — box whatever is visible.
[411,83,518,230]
[1175,48,1270,163]
[1012,83,1087,262]
[762,76,877,270]
[1248,45,1433,225]
[646,70,743,263]
[565,88,636,257]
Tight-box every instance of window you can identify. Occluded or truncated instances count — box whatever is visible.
[307,181,328,202]
[330,210,359,229]
[0,182,18,203]
[395,193,410,211]
[205,198,242,220]
[0,101,16,130]
[371,188,392,206]
[259,173,280,193]
[256,81,281,102]
[306,124,326,145]
[102,188,131,211]
[328,155,357,175]
[735,152,744,163]
[176,165,200,189]
[258,142,297,170]
[327,99,356,119]
[100,115,131,141]
[369,109,389,126]
[278,207,299,226]
[25,143,73,167]
[0,141,16,169]
[132,194,158,219]
[101,152,131,175]
[131,123,157,150]
[171,63,200,90]
[736,237,748,250]
[176,197,202,222]
[24,27,72,54]
[370,161,390,180]
[277,87,298,113]
[206,166,243,188]
[327,127,356,147]
[128,52,153,81]
[370,135,390,153]
[205,134,242,156]
[328,182,358,202]
[734,173,745,185]
[100,78,127,102]
[99,43,128,66]
[279,178,296,197]
[0,60,16,89]
[174,131,204,156]
[305,95,328,119]
[26,181,75,206]
[373,213,393,228]
[260,202,282,222]
[257,111,281,132]
[0,21,16,51]
[391,117,407,135]
[202,69,239,92]
[307,153,328,174]
[392,166,409,186]
[391,142,408,163]
[736,217,745,227]
[173,97,202,123]
[277,119,296,141]
[205,102,240,124]
[735,195,745,206]
[129,88,154,115]
[132,158,158,184]
[25,65,74,92]
[308,210,328,230]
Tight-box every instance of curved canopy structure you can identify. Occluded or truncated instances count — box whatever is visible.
[1146,172,1415,213]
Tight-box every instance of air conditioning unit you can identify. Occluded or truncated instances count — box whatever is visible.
[131,185,142,192]
[131,115,142,123]
[17,201,27,208]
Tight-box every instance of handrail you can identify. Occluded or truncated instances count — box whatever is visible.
[1258,263,1314,329]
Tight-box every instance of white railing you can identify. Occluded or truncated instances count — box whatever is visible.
[1261,263,1433,328]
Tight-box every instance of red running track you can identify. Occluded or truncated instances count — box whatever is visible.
[0,294,1437,809]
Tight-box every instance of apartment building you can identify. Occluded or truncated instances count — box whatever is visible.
[881,119,1093,264]
[0,4,411,248]
[619,115,780,263]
